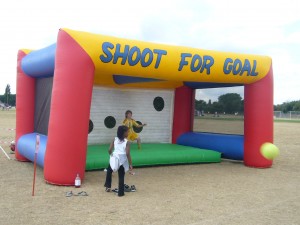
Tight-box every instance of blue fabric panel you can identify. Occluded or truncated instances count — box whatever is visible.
[113,74,164,84]
[17,133,48,167]
[177,132,244,160]
[21,44,56,78]
[184,82,243,89]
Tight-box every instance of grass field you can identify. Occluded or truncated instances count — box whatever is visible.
[0,109,299,225]
[0,109,16,147]
[194,116,244,135]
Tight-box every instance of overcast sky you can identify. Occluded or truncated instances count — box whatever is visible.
[0,0,299,104]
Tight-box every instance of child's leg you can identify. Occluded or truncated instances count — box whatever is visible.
[104,165,113,188]
[118,165,125,196]
[137,137,141,149]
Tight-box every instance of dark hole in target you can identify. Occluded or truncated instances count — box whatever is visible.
[104,116,116,129]
[153,96,164,111]
[88,119,94,134]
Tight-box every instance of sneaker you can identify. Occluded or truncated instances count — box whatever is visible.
[75,191,88,196]
[65,191,73,197]
[112,188,118,193]
[130,185,136,192]
[124,184,131,192]
[105,187,111,192]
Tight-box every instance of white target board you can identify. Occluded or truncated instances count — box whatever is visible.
[88,86,174,144]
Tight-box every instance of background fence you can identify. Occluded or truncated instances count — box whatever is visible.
[274,111,300,120]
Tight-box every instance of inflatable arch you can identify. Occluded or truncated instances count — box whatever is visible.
[16,28,273,185]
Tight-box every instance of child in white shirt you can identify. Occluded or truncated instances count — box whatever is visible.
[104,125,133,197]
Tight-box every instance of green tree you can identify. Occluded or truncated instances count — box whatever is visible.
[4,84,11,105]
[207,99,212,114]
[274,104,281,111]
[281,102,294,113]
[211,101,223,113]
[10,94,16,106]
[195,99,207,112]
[293,101,300,111]
[240,99,244,113]
[274,100,300,112]
[218,93,242,114]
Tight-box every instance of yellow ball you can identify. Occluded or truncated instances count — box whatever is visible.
[260,142,279,160]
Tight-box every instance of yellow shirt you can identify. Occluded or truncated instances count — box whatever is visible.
[123,118,139,141]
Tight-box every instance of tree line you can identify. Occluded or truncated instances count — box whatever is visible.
[195,93,244,115]
[274,101,300,113]
[196,93,300,115]
[1,84,299,112]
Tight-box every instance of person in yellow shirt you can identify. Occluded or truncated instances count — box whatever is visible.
[123,110,146,149]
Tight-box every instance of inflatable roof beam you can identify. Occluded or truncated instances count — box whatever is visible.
[21,44,56,78]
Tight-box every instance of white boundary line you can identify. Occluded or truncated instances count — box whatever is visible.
[0,145,11,160]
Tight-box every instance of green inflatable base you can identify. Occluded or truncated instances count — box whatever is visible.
[86,143,221,170]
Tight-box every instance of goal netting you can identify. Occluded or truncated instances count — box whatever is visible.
[273,111,300,120]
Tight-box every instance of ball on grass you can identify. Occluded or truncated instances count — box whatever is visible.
[260,142,279,160]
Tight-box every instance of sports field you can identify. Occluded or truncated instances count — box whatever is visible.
[0,109,299,225]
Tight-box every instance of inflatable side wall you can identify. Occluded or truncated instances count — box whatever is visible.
[44,30,95,185]
[15,50,35,162]
[172,86,194,143]
[244,68,273,167]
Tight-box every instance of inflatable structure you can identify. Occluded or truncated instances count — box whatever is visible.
[16,28,273,185]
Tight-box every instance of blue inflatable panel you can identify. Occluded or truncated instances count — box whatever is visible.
[177,132,244,160]
[113,75,163,84]
[184,82,243,89]
[21,43,56,78]
[17,133,48,167]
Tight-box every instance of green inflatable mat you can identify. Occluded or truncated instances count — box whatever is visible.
[86,143,221,170]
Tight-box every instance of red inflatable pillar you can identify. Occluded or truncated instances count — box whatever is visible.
[172,86,195,143]
[15,50,35,161]
[44,30,95,185]
[244,67,273,167]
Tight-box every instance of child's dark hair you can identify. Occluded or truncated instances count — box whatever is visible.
[125,110,132,118]
[117,125,128,141]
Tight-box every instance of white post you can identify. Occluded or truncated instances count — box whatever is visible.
[32,134,40,196]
